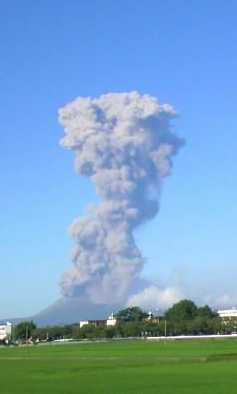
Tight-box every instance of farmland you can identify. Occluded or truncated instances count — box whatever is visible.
[1,339,237,394]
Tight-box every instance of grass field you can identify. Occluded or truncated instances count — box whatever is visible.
[1,339,237,394]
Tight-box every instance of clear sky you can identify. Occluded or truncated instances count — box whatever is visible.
[1,0,237,318]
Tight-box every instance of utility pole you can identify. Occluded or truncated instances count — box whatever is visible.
[164,319,167,347]
[26,325,28,344]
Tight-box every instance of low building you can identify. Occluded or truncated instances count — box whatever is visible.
[79,320,90,328]
[217,308,237,320]
[0,322,12,341]
[79,313,117,328]
[106,313,116,326]
[147,310,160,324]
[79,319,106,328]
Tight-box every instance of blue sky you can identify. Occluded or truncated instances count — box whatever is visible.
[1,0,237,318]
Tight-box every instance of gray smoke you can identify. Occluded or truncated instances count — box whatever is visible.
[58,91,183,305]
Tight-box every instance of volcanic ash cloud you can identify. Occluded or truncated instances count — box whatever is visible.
[58,91,183,305]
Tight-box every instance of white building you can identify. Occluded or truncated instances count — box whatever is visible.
[217,308,237,319]
[0,322,12,341]
[79,319,106,328]
[147,310,160,324]
[79,320,90,328]
[106,313,116,326]
[79,313,117,328]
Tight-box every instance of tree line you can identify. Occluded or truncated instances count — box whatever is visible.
[6,299,237,343]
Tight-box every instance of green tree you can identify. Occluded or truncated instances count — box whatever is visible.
[197,305,216,319]
[165,300,198,324]
[14,321,36,340]
[116,307,148,322]
[104,326,116,338]
[190,316,211,335]
[76,324,96,339]
[120,322,141,337]
[140,320,162,337]
[210,316,224,334]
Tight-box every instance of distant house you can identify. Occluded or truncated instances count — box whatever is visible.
[0,322,12,341]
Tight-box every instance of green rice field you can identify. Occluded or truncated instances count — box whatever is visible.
[1,339,237,394]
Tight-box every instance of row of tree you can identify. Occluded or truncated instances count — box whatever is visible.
[9,300,237,343]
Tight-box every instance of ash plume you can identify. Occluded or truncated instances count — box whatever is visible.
[58,91,183,305]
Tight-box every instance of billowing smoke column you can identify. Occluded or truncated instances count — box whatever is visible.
[58,92,183,305]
